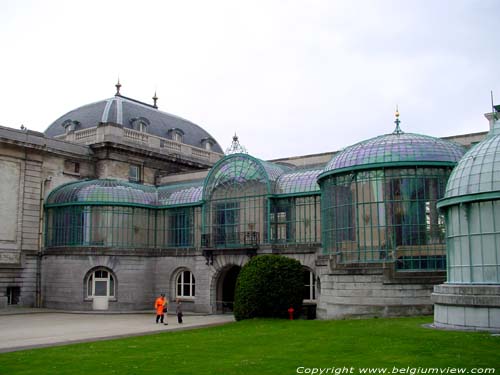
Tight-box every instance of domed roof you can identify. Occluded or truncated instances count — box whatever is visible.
[441,124,500,204]
[44,92,223,154]
[46,179,158,206]
[319,116,465,180]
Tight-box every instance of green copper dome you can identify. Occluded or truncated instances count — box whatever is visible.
[319,132,465,180]
[440,131,500,205]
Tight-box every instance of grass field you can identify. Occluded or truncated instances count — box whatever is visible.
[0,317,499,375]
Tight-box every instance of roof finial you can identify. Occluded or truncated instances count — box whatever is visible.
[153,90,158,108]
[226,133,248,154]
[393,105,403,134]
[115,77,122,95]
[492,90,498,121]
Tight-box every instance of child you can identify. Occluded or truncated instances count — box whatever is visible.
[176,298,183,324]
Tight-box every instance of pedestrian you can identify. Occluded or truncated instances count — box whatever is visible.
[176,298,183,324]
[155,293,168,325]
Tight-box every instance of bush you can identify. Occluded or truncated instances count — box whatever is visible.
[234,254,304,321]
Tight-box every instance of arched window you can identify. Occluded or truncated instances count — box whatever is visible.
[86,268,115,298]
[176,270,195,298]
[303,268,316,301]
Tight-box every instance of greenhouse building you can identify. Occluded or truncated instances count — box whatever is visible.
[432,111,500,331]
[1,83,496,319]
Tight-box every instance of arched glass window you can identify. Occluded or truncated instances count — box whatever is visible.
[176,270,195,298]
[303,268,316,301]
[87,268,115,298]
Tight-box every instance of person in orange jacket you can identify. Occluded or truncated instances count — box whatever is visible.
[155,293,168,325]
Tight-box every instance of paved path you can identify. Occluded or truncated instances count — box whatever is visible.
[0,311,235,353]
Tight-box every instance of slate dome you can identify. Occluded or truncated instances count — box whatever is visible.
[44,92,223,154]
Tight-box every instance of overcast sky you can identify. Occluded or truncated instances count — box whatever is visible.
[1,0,499,160]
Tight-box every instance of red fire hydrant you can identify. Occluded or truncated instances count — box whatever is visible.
[288,307,294,320]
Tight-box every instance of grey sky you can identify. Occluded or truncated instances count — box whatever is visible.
[1,0,499,160]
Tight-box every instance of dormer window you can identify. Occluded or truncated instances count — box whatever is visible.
[168,128,185,143]
[130,117,150,133]
[201,137,215,151]
[61,119,80,133]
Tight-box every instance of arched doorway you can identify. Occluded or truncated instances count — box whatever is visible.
[216,265,241,313]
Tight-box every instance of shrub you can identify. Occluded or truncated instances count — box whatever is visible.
[234,254,304,321]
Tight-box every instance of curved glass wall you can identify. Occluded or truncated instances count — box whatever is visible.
[322,167,453,270]
[202,154,272,247]
[442,200,500,283]
[320,123,465,271]
[438,126,500,284]
[202,154,322,248]
[45,205,156,248]
[45,156,322,249]
[45,180,201,249]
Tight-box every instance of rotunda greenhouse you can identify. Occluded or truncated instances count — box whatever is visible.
[318,113,465,270]
[315,113,466,319]
[432,117,500,331]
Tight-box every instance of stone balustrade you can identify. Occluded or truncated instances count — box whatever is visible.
[65,125,222,164]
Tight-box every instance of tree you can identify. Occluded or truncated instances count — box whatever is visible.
[234,254,304,320]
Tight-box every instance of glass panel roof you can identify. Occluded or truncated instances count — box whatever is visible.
[322,132,465,176]
[157,181,204,206]
[203,153,289,198]
[277,169,322,194]
[46,179,158,206]
[444,133,500,198]
[47,157,323,207]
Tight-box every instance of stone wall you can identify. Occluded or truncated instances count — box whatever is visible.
[317,267,439,319]
[42,252,156,310]
[432,284,500,332]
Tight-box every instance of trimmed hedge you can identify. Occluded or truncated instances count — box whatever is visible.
[234,254,304,321]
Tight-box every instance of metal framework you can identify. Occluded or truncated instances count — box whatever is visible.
[319,129,465,271]
[44,155,323,249]
[438,131,500,283]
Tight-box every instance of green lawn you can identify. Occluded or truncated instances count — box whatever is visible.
[0,317,499,375]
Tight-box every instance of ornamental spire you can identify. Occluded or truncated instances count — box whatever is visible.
[393,105,403,134]
[115,77,122,95]
[225,133,248,154]
[153,91,158,108]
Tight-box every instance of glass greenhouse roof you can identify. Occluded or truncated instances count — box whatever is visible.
[276,169,322,195]
[47,157,325,207]
[442,131,500,201]
[46,179,158,206]
[203,153,290,198]
[157,181,204,206]
[321,132,465,178]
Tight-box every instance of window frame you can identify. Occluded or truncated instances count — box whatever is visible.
[176,270,196,299]
[86,268,116,300]
[129,164,142,183]
[303,269,316,302]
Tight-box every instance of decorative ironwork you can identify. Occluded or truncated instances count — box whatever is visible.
[225,133,247,154]
[201,231,260,248]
